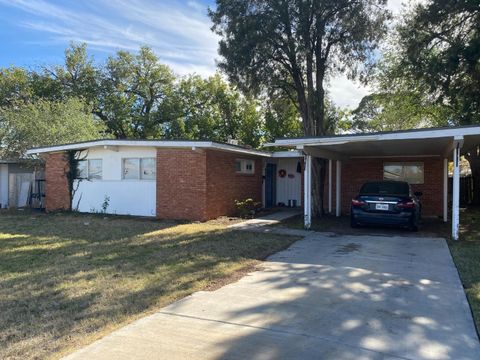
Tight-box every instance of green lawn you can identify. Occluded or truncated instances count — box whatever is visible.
[0,212,299,359]
[449,208,480,331]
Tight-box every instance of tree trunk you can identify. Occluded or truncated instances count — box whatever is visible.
[465,146,480,206]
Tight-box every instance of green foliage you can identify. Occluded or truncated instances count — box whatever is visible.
[358,0,480,132]
[234,198,262,218]
[0,97,106,158]
[350,91,452,133]
[210,0,390,136]
[264,96,302,142]
[101,195,110,214]
[64,150,86,212]
[165,73,265,146]
[395,0,480,125]
[99,47,175,138]
[0,67,33,107]
[51,43,99,104]
[0,43,308,149]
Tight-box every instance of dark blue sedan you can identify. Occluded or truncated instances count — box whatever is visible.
[350,181,422,231]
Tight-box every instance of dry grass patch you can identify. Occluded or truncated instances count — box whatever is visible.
[0,212,299,359]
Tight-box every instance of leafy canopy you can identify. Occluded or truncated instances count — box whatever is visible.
[0,44,309,148]
[0,98,106,158]
[210,0,390,136]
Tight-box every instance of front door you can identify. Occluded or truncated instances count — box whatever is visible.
[265,163,277,207]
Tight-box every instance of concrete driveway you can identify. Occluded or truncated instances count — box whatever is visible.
[64,233,480,360]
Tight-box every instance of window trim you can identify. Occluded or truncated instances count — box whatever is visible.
[383,162,424,184]
[235,159,255,175]
[122,157,156,181]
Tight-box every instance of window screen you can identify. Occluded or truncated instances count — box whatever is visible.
[140,158,156,180]
[383,163,424,184]
[123,158,140,180]
[76,160,102,180]
[88,159,103,180]
[77,160,88,179]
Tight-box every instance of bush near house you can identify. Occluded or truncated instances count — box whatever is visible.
[234,198,262,218]
[0,212,299,360]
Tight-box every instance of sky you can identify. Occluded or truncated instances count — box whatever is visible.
[0,0,412,109]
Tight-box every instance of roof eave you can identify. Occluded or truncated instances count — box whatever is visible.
[25,140,272,158]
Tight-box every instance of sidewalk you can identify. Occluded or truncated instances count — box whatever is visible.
[228,209,314,236]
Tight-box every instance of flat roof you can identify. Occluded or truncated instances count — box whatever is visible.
[265,125,480,146]
[26,139,272,158]
[264,125,480,159]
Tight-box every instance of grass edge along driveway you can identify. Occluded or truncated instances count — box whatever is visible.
[0,212,300,360]
[449,207,480,335]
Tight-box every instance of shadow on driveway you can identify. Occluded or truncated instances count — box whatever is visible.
[64,233,480,360]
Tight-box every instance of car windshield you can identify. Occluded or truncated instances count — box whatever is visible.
[360,181,409,196]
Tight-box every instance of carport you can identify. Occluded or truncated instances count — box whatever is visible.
[266,125,480,240]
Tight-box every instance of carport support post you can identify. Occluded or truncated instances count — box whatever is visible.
[443,158,448,223]
[336,160,341,217]
[304,155,312,229]
[328,159,332,214]
[452,140,462,240]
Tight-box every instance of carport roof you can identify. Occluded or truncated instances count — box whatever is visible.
[264,125,480,160]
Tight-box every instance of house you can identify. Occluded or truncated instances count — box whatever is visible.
[26,140,302,220]
[26,125,480,240]
[0,159,43,209]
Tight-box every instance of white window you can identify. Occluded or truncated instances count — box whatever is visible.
[383,162,424,184]
[235,159,255,174]
[123,158,156,180]
[77,159,102,180]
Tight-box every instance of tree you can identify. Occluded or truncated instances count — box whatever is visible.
[210,0,390,215]
[0,98,106,159]
[44,44,176,139]
[396,0,480,204]
[264,95,303,143]
[0,67,34,107]
[350,91,452,133]
[48,43,99,104]
[366,0,480,204]
[396,0,479,125]
[165,73,264,147]
[98,47,175,138]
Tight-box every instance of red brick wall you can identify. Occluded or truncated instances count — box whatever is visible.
[156,148,207,221]
[155,148,263,221]
[45,152,70,212]
[340,157,443,217]
[205,150,263,219]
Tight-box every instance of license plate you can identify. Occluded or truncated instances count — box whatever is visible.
[375,203,389,211]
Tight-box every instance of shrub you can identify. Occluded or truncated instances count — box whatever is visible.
[234,198,262,218]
